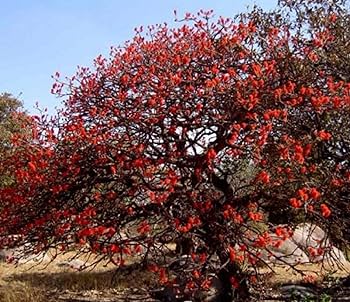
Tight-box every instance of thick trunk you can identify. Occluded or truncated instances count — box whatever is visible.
[216,248,250,302]
[175,236,194,255]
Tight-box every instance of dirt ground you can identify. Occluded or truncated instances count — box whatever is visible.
[1,252,350,302]
[0,251,158,302]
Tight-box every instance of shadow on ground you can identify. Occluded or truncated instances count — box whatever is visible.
[1,263,158,302]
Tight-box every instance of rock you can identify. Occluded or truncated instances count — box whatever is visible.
[280,284,318,300]
[261,236,310,265]
[240,231,310,265]
[313,246,348,264]
[292,223,329,249]
[292,223,348,265]
[0,248,15,262]
[56,259,89,270]
[328,246,347,263]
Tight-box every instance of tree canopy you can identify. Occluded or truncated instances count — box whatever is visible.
[1,0,350,300]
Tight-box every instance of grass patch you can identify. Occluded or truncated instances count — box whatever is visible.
[0,281,46,302]
[0,250,349,302]
[0,253,157,302]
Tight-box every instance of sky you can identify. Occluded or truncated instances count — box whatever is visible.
[0,0,277,115]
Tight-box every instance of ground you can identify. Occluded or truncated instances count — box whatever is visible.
[0,251,158,302]
[0,252,350,302]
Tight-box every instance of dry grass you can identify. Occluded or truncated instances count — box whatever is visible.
[0,282,45,302]
[0,252,157,302]
[260,261,350,285]
[0,250,350,302]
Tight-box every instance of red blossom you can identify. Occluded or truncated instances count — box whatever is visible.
[290,198,302,208]
[315,130,332,141]
[206,148,217,162]
[320,203,331,218]
[256,171,270,184]
[28,162,36,172]
[230,276,240,289]
[309,188,321,200]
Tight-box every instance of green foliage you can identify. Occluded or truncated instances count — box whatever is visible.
[0,93,27,187]
[0,93,25,147]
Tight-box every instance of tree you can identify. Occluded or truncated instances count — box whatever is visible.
[0,93,30,187]
[1,1,350,300]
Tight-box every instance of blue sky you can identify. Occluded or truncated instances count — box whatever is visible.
[0,0,276,115]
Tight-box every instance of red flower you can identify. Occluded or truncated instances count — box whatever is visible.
[133,158,144,168]
[228,246,236,262]
[110,244,120,253]
[230,276,240,289]
[248,211,263,221]
[134,244,142,253]
[275,226,286,237]
[315,130,332,141]
[159,268,168,284]
[294,152,305,164]
[299,166,307,174]
[303,144,312,157]
[192,269,201,279]
[257,171,270,184]
[201,278,212,290]
[206,148,217,161]
[309,188,321,200]
[290,198,302,208]
[28,162,36,172]
[297,188,309,201]
[329,13,337,23]
[137,221,151,234]
[320,203,331,218]
[110,165,117,175]
[148,264,159,273]
[294,144,303,154]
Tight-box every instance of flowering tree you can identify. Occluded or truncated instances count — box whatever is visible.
[1,0,350,300]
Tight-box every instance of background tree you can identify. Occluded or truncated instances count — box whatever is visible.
[0,93,30,187]
[1,1,350,300]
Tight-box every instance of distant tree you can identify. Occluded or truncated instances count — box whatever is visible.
[1,1,350,300]
[0,93,30,187]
